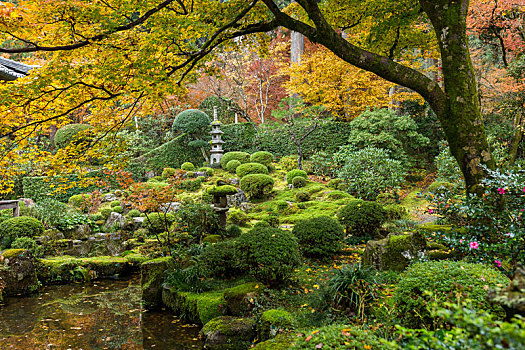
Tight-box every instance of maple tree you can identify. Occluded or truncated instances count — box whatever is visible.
[0,0,506,193]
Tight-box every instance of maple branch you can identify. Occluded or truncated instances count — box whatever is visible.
[262,0,447,115]
[0,0,177,53]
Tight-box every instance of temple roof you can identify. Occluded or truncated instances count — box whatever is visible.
[0,57,37,81]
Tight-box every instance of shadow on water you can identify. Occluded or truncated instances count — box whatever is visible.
[0,275,203,350]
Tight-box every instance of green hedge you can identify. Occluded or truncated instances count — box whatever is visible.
[23,174,98,202]
[221,121,352,158]
[141,133,203,172]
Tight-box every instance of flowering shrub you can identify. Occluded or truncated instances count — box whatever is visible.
[428,167,525,271]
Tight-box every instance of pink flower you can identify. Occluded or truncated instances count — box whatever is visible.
[469,241,479,249]
[495,260,502,267]
[523,186,525,192]
[428,208,434,214]
[315,344,323,349]
[459,239,463,243]
[497,188,505,195]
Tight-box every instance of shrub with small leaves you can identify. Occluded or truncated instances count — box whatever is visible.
[181,162,195,171]
[291,324,394,350]
[224,224,242,238]
[144,212,176,235]
[250,151,274,167]
[253,221,271,230]
[221,151,251,168]
[279,155,298,172]
[236,162,269,178]
[201,239,242,278]
[292,216,344,258]
[292,176,307,188]
[198,167,214,176]
[68,194,91,209]
[162,167,177,179]
[328,178,345,191]
[337,200,387,237]
[240,174,274,199]
[227,208,250,226]
[236,227,300,286]
[286,169,308,184]
[127,209,141,218]
[11,236,38,252]
[54,123,92,149]
[295,190,310,202]
[393,260,509,329]
[384,204,409,221]
[226,159,242,173]
[0,216,45,249]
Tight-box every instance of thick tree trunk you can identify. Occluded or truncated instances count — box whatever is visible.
[420,0,495,193]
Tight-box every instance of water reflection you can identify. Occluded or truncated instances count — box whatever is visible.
[0,275,202,349]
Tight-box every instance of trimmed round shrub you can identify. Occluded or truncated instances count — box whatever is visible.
[225,159,242,173]
[376,192,397,206]
[110,200,121,208]
[291,324,394,350]
[295,190,310,202]
[198,167,214,176]
[292,216,345,258]
[227,208,250,226]
[393,260,509,329]
[126,209,141,218]
[181,162,195,171]
[250,151,274,167]
[291,176,306,188]
[253,221,271,230]
[328,178,345,191]
[236,162,269,178]
[240,174,274,199]
[225,224,242,238]
[11,236,38,251]
[54,123,92,149]
[99,207,113,220]
[286,169,308,184]
[68,193,90,209]
[337,200,387,237]
[112,205,123,214]
[201,239,241,278]
[220,151,251,168]
[144,212,176,235]
[236,227,300,286]
[162,167,177,179]
[326,190,351,200]
[172,109,211,134]
[427,180,457,194]
[0,216,45,249]
[384,204,408,221]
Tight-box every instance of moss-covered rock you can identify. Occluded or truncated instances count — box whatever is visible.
[488,264,525,320]
[363,231,427,271]
[257,309,295,341]
[36,255,143,284]
[203,235,222,244]
[162,287,226,325]
[253,333,295,350]
[0,249,40,296]
[141,256,173,309]
[200,316,256,350]
[223,282,263,316]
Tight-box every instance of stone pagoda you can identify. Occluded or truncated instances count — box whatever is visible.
[209,106,225,167]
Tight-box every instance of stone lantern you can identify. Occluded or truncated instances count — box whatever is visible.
[209,106,224,167]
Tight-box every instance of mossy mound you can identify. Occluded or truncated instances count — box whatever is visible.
[253,333,295,350]
[162,287,226,325]
[37,255,145,284]
[201,316,256,350]
[223,282,263,316]
[257,309,296,341]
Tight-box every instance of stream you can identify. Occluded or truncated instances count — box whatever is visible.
[0,275,203,350]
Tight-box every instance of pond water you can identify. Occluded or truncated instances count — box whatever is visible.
[0,275,203,349]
